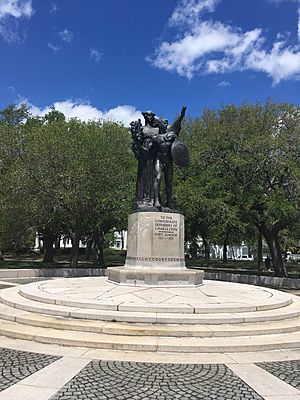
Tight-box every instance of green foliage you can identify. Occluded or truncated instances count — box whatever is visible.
[176,101,300,276]
[0,104,135,263]
[1,100,300,277]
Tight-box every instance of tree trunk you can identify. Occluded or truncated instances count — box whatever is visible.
[223,235,229,263]
[93,229,99,265]
[42,232,55,263]
[38,235,43,253]
[257,232,263,272]
[273,233,288,277]
[98,230,105,267]
[260,226,288,277]
[93,229,105,267]
[85,234,93,261]
[203,238,210,262]
[54,235,61,254]
[190,239,198,259]
[70,222,81,268]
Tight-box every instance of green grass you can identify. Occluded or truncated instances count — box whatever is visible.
[1,253,300,278]
[0,250,125,269]
[186,258,300,278]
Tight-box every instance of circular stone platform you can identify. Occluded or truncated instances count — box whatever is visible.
[0,277,299,353]
[17,277,293,316]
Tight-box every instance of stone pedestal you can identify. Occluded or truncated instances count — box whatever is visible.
[107,212,203,286]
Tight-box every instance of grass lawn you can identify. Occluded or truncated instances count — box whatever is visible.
[1,253,300,279]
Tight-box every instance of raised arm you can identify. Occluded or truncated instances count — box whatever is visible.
[167,106,187,136]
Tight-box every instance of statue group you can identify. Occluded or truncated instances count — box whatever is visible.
[130,106,189,212]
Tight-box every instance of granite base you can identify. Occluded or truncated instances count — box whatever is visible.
[107,267,204,287]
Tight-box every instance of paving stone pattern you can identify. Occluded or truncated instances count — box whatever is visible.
[256,359,300,390]
[0,347,60,392]
[51,360,263,400]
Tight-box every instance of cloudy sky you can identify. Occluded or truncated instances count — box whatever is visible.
[1,0,300,124]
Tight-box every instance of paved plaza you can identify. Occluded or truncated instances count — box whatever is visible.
[0,339,299,399]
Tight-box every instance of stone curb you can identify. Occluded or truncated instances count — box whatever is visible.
[203,271,300,289]
[0,268,299,289]
[0,280,18,289]
[0,268,106,280]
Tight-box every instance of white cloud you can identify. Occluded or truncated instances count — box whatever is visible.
[7,85,15,92]
[218,80,231,87]
[298,0,300,40]
[58,29,73,43]
[24,99,142,127]
[266,0,297,3]
[148,0,300,84]
[50,2,58,14]
[47,42,60,53]
[0,0,32,19]
[0,19,20,42]
[266,0,300,40]
[103,105,142,125]
[148,21,262,79]
[246,40,300,85]
[0,0,33,43]
[90,48,102,62]
[169,0,220,26]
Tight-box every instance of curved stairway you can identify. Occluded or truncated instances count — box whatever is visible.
[0,277,299,353]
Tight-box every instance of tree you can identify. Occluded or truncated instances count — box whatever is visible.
[56,119,134,268]
[0,105,135,267]
[0,104,35,255]
[175,116,244,262]
[184,101,300,277]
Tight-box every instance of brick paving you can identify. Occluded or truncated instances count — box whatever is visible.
[0,345,299,399]
[0,347,60,392]
[256,359,300,390]
[50,360,263,400]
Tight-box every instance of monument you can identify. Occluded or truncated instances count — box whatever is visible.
[107,107,203,286]
[0,111,298,356]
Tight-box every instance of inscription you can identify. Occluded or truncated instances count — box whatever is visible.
[154,215,178,240]
[127,256,184,262]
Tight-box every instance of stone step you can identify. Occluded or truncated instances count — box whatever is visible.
[0,301,300,338]
[0,318,299,353]
[18,283,293,314]
[1,286,300,325]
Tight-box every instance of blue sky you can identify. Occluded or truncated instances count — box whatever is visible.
[1,0,300,125]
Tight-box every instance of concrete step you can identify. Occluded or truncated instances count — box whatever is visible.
[0,318,299,353]
[0,301,300,338]
[1,286,300,325]
[1,280,299,353]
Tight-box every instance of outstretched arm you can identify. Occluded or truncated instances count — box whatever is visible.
[180,106,187,119]
[167,106,187,136]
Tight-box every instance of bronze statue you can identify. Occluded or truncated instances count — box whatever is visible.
[130,106,188,212]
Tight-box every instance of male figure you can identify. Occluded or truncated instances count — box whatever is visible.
[153,107,187,210]
[130,107,187,211]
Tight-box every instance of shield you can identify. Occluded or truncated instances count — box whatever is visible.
[171,139,189,167]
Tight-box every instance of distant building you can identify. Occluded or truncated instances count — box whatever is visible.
[33,235,85,251]
[210,243,253,260]
[188,237,253,260]
[111,230,127,250]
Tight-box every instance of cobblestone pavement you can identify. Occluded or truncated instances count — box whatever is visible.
[256,359,300,390]
[50,360,263,400]
[0,347,60,392]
